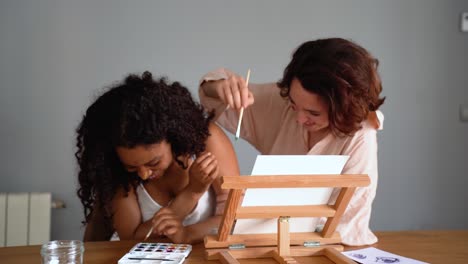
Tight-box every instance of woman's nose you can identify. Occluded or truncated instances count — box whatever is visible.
[137,167,151,180]
[296,111,308,125]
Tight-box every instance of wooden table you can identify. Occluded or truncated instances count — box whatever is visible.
[1,230,467,263]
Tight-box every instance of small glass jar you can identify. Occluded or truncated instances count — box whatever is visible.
[41,240,84,264]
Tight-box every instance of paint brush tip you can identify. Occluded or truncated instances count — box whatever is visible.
[144,226,154,241]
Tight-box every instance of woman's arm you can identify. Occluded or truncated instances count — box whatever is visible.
[183,122,240,243]
[165,152,218,219]
[200,69,287,154]
[111,186,156,240]
[180,215,222,244]
[164,122,240,220]
[152,122,240,243]
[204,122,240,216]
[83,202,113,241]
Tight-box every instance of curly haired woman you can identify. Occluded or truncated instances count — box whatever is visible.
[199,38,385,246]
[76,71,239,243]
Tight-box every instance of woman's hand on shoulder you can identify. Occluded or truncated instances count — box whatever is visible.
[188,152,219,194]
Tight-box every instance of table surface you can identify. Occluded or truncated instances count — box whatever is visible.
[1,230,467,263]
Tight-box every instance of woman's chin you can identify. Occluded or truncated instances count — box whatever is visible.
[148,174,160,181]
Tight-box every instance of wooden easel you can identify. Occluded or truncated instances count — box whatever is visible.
[204,174,370,263]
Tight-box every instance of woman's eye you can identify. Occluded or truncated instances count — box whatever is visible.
[148,162,159,167]
[306,110,320,117]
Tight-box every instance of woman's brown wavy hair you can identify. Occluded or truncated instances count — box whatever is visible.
[278,38,385,136]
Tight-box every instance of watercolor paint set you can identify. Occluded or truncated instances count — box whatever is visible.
[118,242,192,264]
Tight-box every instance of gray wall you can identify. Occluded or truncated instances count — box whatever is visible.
[1,0,467,240]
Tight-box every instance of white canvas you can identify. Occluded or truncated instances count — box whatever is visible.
[232,155,349,234]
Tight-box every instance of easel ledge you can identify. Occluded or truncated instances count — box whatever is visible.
[204,174,370,264]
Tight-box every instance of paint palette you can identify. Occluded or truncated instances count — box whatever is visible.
[118,242,192,264]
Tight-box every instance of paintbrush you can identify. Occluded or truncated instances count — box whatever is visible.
[144,225,154,241]
[235,69,251,140]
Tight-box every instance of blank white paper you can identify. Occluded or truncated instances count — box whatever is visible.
[342,247,429,264]
[232,155,349,234]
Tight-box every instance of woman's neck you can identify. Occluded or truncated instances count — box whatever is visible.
[150,155,191,192]
[307,128,330,149]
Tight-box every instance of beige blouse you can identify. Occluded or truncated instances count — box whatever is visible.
[199,68,384,246]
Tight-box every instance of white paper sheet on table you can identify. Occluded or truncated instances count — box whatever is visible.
[232,155,349,234]
[342,247,429,264]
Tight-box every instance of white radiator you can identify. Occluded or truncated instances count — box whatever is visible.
[0,192,52,247]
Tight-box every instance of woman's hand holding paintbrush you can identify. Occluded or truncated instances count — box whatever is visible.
[201,69,253,141]
[144,207,187,243]
[201,69,254,122]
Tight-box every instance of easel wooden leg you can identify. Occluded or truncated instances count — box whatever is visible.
[218,189,244,241]
[271,251,298,264]
[322,187,355,238]
[218,251,241,264]
[278,216,290,256]
[275,216,297,263]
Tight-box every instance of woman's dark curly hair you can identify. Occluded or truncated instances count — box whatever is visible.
[75,71,213,227]
[278,38,385,136]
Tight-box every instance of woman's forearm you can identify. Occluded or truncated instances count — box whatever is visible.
[132,219,155,240]
[168,187,204,219]
[183,215,221,244]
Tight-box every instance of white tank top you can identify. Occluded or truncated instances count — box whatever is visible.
[136,184,215,226]
[110,184,215,241]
